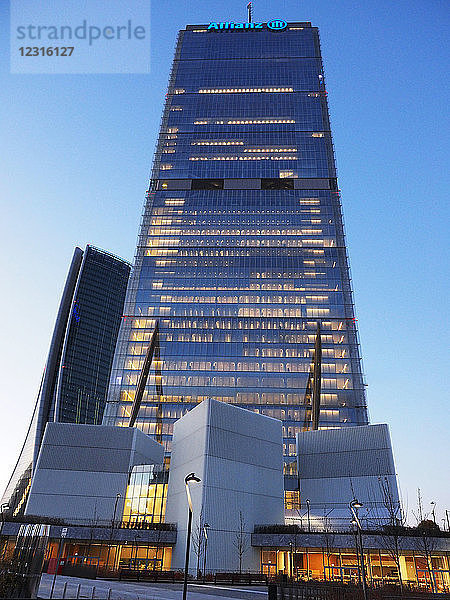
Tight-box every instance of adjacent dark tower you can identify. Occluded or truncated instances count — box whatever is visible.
[103,21,369,520]
[2,245,130,514]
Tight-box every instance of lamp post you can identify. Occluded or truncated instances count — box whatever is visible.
[0,504,10,561]
[105,493,121,572]
[430,502,436,525]
[183,472,201,600]
[202,523,210,583]
[349,500,367,600]
[306,499,311,532]
[289,541,294,579]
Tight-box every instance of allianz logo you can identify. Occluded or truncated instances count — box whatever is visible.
[207,20,288,31]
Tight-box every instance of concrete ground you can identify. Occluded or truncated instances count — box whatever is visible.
[38,573,269,599]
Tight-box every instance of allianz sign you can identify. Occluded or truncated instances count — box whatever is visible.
[207,20,288,31]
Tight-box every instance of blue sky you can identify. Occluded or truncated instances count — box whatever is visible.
[0,0,449,525]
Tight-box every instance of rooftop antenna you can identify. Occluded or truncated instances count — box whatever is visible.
[247,2,253,22]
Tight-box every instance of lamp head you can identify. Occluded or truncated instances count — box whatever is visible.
[185,472,201,484]
[184,472,201,512]
[350,499,363,509]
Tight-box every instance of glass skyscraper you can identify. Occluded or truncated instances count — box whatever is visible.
[2,245,130,515]
[103,21,369,519]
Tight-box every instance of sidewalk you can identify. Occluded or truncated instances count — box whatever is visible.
[38,573,268,599]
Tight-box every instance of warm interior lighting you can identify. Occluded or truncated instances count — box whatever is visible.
[198,87,294,94]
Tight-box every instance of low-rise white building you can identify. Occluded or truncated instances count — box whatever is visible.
[165,398,285,574]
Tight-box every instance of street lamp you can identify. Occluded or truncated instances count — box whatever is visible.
[289,541,294,579]
[203,523,210,583]
[430,502,436,525]
[183,473,201,600]
[349,500,367,600]
[306,499,311,532]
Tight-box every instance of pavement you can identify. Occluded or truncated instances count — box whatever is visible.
[38,573,269,599]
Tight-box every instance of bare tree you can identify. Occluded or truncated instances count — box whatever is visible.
[320,523,336,582]
[412,488,439,593]
[191,511,204,579]
[376,477,406,594]
[152,525,164,572]
[233,511,250,575]
[414,520,439,593]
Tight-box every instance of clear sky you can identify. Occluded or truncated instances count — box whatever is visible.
[0,0,449,525]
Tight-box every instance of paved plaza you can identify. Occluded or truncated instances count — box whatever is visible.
[38,573,268,600]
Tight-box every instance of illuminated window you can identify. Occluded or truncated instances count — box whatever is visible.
[284,490,300,510]
[198,87,294,94]
[189,155,297,161]
[192,141,243,147]
[164,199,185,205]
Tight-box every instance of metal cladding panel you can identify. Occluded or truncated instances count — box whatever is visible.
[26,493,125,522]
[133,427,164,465]
[40,423,164,469]
[25,424,163,522]
[298,448,394,479]
[26,470,126,497]
[208,428,282,467]
[297,424,391,455]
[296,424,400,525]
[166,399,284,573]
[208,397,282,443]
[38,446,133,473]
[43,422,135,449]
[299,474,399,506]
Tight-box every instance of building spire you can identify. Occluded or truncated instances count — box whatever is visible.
[247,2,253,22]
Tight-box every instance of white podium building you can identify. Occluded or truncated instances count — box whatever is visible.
[25,423,164,523]
[166,399,284,573]
[296,424,400,527]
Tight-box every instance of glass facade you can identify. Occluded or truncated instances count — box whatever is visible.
[103,22,368,515]
[53,246,131,425]
[2,245,130,515]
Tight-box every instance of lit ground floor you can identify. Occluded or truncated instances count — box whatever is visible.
[253,530,450,593]
[260,546,450,592]
[36,538,450,593]
[2,524,450,594]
